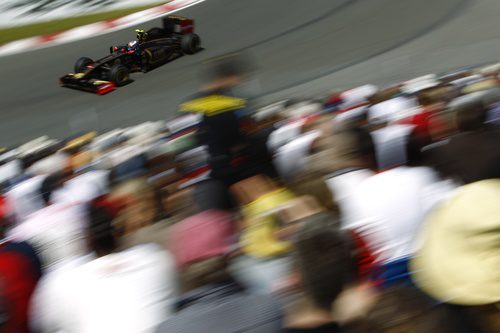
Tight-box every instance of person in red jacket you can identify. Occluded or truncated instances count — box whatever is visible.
[0,195,42,333]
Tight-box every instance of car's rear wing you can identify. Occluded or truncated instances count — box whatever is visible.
[162,15,194,34]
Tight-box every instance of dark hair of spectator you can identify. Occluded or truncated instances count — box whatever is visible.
[353,126,377,164]
[86,203,117,257]
[454,99,488,132]
[293,213,354,311]
[39,172,63,206]
[406,128,432,167]
[334,123,378,170]
[417,91,434,107]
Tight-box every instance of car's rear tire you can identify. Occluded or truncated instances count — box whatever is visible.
[108,64,130,86]
[74,57,93,73]
[181,34,201,55]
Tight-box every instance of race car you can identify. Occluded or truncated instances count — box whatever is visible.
[59,15,201,94]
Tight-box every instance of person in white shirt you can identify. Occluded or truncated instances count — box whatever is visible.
[320,123,378,225]
[344,128,457,286]
[7,202,88,271]
[347,166,443,262]
[6,175,47,225]
[30,204,177,333]
[8,169,111,271]
[51,169,109,206]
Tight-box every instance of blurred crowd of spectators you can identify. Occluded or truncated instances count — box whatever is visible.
[0,56,499,333]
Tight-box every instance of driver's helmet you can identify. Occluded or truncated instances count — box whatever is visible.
[127,40,138,51]
[135,29,147,42]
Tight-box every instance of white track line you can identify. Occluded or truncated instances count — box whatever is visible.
[0,0,205,57]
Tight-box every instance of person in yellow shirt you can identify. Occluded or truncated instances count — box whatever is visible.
[229,175,326,294]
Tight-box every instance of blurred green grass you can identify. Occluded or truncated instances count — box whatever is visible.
[0,1,169,45]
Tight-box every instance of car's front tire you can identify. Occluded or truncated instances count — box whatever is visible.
[181,33,201,55]
[74,57,93,73]
[108,64,130,86]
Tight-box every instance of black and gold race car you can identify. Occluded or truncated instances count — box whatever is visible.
[59,15,201,94]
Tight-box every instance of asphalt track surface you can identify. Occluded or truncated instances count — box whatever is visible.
[1,0,500,146]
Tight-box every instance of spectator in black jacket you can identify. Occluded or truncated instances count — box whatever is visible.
[179,53,276,184]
